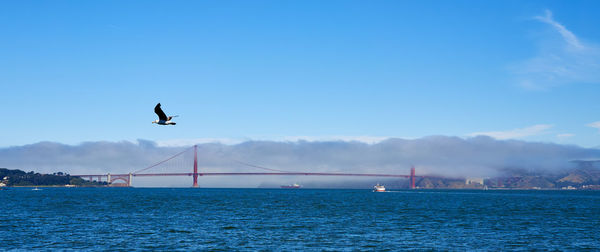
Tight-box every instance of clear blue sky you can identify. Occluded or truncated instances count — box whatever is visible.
[1,0,600,147]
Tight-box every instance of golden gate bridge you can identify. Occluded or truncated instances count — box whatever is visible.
[71,145,424,188]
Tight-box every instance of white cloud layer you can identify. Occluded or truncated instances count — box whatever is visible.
[156,136,391,147]
[534,10,582,49]
[157,138,247,147]
[586,121,600,132]
[278,135,390,144]
[2,136,599,187]
[556,133,575,138]
[513,10,600,89]
[467,124,552,140]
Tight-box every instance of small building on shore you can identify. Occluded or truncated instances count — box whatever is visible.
[466,177,484,185]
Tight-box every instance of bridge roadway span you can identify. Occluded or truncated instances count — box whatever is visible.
[70,146,422,188]
[70,171,425,188]
[72,172,416,178]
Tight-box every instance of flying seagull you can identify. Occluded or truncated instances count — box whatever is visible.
[152,103,177,125]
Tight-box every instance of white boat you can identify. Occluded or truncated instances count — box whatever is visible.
[32,187,42,191]
[281,183,301,189]
[373,184,385,192]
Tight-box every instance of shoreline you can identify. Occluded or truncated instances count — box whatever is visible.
[2,186,598,190]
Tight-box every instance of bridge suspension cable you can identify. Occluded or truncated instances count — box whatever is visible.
[229,159,299,173]
[78,144,421,188]
[213,149,300,173]
[132,146,194,174]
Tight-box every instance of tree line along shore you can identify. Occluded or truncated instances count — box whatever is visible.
[0,168,106,187]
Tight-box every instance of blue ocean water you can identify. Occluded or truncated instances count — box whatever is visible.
[1,188,599,250]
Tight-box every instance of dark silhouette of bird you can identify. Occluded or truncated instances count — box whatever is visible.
[152,103,177,125]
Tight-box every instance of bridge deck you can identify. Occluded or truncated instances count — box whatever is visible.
[72,172,418,178]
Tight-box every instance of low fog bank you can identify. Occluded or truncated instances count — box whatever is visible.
[1,136,599,186]
[0,140,186,175]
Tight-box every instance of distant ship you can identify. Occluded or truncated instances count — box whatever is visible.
[281,183,301,189]
[373,184,385,192]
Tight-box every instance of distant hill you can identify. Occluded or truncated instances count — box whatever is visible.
[0,168,105,187]
[555,166,600,186]
[256,165,600,189]
[413,164,600,189]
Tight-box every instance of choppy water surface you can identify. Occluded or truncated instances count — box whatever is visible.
[1,188,599,250]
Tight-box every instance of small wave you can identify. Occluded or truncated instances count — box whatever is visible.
[166,229,192,233]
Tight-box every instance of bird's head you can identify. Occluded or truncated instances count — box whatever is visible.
[152,120,158,124]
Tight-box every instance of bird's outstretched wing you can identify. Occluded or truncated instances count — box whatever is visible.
[154,103,168,121]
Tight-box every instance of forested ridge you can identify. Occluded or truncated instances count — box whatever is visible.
[0,168,105,186]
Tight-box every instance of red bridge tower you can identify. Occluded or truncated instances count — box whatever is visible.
[192,145,199,187]
[410,166,416,189]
